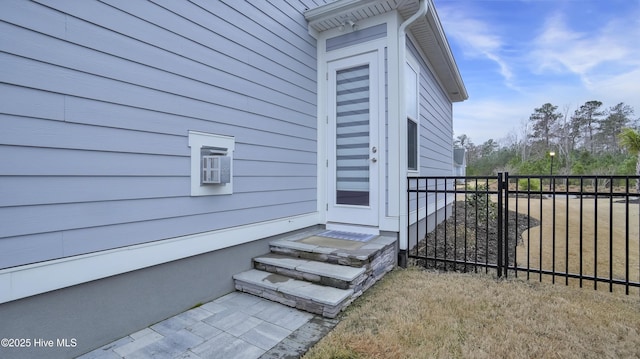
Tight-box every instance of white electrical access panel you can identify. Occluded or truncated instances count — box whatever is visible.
[188,131,235,196]
[201,147,231,185]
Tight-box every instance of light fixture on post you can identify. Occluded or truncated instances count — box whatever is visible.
[549,151,555,190]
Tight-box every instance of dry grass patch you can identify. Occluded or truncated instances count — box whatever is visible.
[512,198,640,291]
[304,268,640,359]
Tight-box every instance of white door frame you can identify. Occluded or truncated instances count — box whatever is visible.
[326,49,383,230]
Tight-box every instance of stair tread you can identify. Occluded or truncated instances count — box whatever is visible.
[254,254,366,282]
[269,235,396,261]
[270,239,338,255]
[233,269,353,306]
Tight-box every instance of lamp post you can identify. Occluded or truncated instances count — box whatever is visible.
[549,151,555,190]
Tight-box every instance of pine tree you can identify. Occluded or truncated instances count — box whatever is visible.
[529,103,562,149]
[570,101,604,154]
[600,103,634,153]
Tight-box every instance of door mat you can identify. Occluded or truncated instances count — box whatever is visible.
[298,236,365,250]
[317,230,376,242]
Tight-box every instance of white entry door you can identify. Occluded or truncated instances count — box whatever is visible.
[327,51,380,227]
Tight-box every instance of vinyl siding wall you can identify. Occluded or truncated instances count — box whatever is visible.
[0,0,322,270]
[408,39,453,176]
[326,23,387,51]
[407,38,454,214]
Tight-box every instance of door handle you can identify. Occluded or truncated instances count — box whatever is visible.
[371,158,377,163]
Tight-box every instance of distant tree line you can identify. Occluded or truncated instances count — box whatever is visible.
[455,101,639,177]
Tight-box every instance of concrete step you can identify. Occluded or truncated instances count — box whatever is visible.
[233,232,398,318]
[268,235,396,269]
[233,269,354,319]
[253,253,367,290]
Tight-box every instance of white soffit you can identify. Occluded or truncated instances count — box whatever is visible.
[305,0,404,32]
[305,0,468,102]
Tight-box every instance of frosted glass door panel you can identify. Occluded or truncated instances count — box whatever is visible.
[335,64,370,206]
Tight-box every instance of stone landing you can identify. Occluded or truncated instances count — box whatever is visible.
[233,230,396,318]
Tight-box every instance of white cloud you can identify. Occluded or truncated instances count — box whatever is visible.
[438,6,514,84]
[446,1,640,144]
[590,67,640,118]
[453,99,532,143]
[531,12,639,87]
[529,8,640,121]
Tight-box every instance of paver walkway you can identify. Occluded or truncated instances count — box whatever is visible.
[78,292,337,359]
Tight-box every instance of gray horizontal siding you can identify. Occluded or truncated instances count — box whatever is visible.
[0,52,315,130]
[0,0,323,269]
[0,189,317,239]
[0,201,313,269]
[0,115,316,163]
[0,146,187,177]
[408,39,453,177]
[327,23,387,51]
[0,85,316,146]
[0,115,187,156]
[408,39,454,213]
[0,176,316,208]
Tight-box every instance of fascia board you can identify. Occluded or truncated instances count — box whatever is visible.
[423,0,468,101]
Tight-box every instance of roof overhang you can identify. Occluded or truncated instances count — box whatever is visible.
[305,0,468,102]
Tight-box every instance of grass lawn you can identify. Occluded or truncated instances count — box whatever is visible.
[511,197,640,292]
[304,268,640,359]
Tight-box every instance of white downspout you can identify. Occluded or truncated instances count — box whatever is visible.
[398,0,428,266]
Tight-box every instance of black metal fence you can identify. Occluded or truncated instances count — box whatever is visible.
[407,173,640,295]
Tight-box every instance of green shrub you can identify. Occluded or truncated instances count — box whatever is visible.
[617,155,636,175]
[466,184,497,221]
[518,178,540,191]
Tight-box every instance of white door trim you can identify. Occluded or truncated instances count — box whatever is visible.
[326,50,382,228]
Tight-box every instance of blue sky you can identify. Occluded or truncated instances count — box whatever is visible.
[434,0,640,144]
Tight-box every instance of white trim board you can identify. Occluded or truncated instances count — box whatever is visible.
[0,213,319,304]
[326,50,381,227]
[407,195,455,226]
[316,17,393,233]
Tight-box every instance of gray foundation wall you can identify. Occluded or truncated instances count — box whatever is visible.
[407,203,453,251]
[0,227,320,358]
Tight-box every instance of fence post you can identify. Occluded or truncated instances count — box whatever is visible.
[400,177,411,268]
[504,172,510,278]
[497,173,504,278]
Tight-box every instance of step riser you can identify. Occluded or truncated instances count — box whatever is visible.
[253,262,364,290]
[345,244,396,300]
[269,240,396,270]
[235,280,346,318]
[255,242,395,295]
[268,247,367,268]
[233,277,351,319]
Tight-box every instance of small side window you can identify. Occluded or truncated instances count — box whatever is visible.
[408,119,418,171]
[406,56,420,172]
